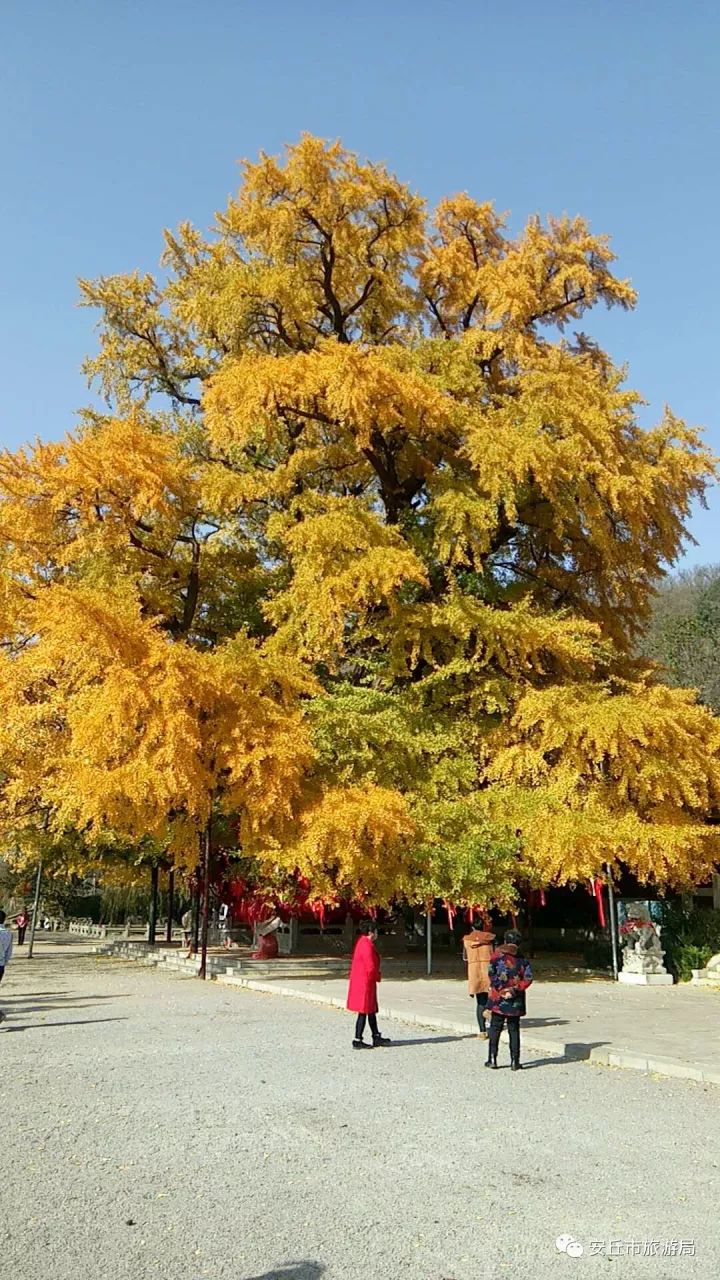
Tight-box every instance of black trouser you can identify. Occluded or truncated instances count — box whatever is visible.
[489,1012,520,1061]
[474,992,489,1032]
[354,1013,379,1041]
[17,926,26,945]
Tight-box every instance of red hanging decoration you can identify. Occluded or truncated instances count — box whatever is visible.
[309,900,326,930]
[539,889,546,908]
[593,878,606,929]
[445,901,455,930]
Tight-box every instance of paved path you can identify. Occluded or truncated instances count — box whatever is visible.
[216,958,720,1085]
[1,940,719,1279]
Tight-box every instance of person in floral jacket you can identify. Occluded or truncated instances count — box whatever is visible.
[485,929,533,1071]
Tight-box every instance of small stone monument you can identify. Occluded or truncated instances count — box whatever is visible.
[618,902,673,985]
[691,952,720,987]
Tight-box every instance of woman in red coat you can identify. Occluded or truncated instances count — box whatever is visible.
[346,920,391,1049]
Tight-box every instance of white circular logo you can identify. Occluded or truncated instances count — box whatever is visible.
[556,1234,584,1257]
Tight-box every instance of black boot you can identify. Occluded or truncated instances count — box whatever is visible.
[509,1019,521,1070]
[486,1013,501,1068]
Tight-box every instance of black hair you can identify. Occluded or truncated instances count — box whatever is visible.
[358,919,376,936]
[505,928,522,946]
[0,910,6,924]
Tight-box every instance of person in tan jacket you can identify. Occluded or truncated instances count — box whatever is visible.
[462,920,496,1039]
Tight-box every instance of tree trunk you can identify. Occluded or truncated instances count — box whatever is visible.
[606,864,619,981]
[165,868,175,945]
[192,879,200,955]
[27,858,43,960]
[198,817,212,980]
[148,864,159,945]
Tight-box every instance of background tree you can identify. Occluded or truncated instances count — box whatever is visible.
[639,564,720,712]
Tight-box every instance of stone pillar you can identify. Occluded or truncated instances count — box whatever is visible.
[342,913,354,952]
[288,916,299,955]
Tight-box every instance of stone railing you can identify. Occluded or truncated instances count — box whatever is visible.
[68,919,108,937]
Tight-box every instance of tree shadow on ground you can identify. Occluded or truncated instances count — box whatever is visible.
[243,1264,325,1280]
[3,993,132,1015]
[4,990,69,998]
[20,936,98,947]
[1,1016,129,1032]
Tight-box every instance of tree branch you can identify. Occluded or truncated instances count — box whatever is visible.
[527,288,587,327]
[180,537,201,635]
[424,293,451,337]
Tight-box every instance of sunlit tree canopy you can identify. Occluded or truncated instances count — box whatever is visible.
[1,135,717,903]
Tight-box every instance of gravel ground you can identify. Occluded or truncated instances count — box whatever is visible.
[1,941,718,1280]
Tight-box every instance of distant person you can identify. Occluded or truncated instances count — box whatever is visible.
[218,902,230,947]
[182,905,195,956]
[252,916,281,960]
[462,919,495,1039]
[485,928,533,1071]
[346,920,390,1049]
[0,910,13,1020]
[14,907,29,946]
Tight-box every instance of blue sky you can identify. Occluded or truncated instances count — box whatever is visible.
[2,0,718,567]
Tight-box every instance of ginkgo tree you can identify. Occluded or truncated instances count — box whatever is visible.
[1,134,719,916]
